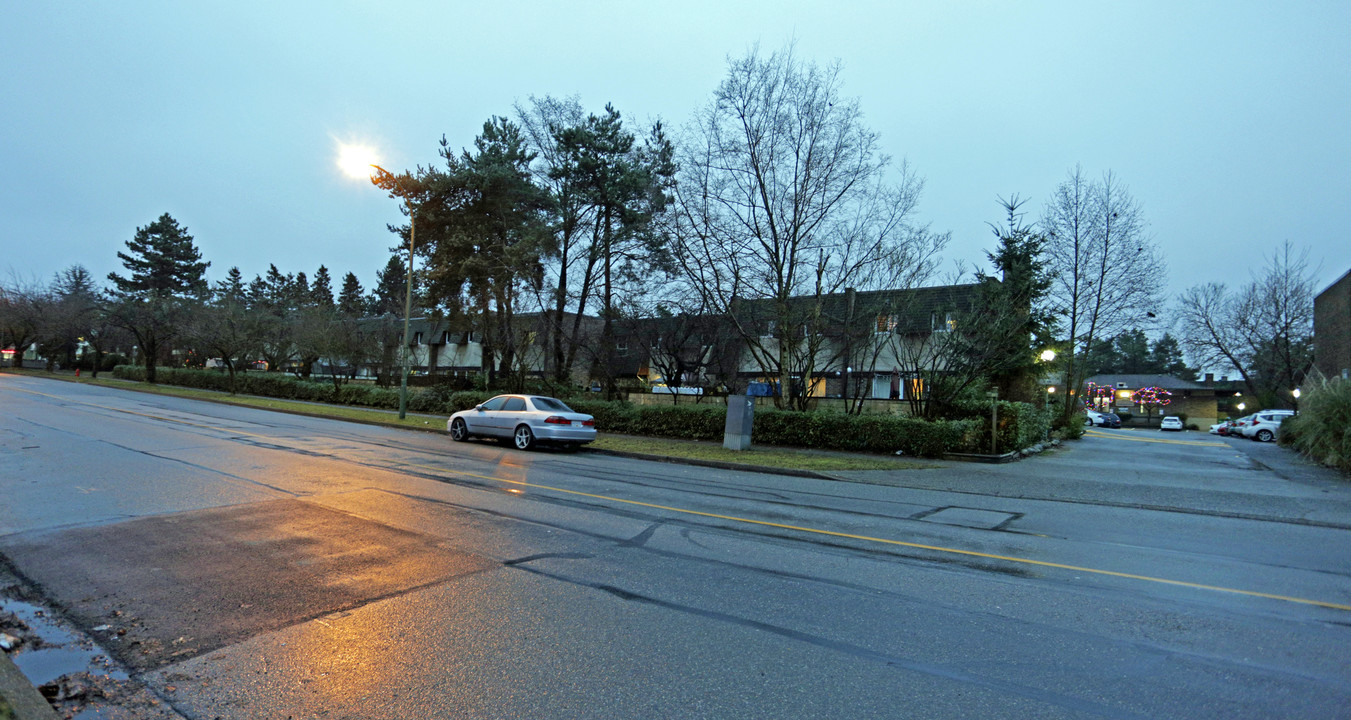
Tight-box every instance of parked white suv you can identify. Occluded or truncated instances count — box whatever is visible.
[1241,410,1295,442]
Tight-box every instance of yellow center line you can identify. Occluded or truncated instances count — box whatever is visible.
[11,382,1349,613]
[1084,429,1227,447]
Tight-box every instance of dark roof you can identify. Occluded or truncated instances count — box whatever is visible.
[733,283,983,333]
[1084,374,1209,391]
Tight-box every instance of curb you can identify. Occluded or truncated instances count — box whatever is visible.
[942,451,1022,464]
[0,652,60,720]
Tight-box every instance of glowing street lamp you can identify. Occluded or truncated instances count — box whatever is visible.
[337,143,380,180]
[1039,349,1056,362]
[1293,387,1301,414]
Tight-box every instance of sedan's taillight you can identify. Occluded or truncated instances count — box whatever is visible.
[582,419,595,427]
[544,416,571,425]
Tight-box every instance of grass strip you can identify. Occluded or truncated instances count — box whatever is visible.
[4,369,933,472]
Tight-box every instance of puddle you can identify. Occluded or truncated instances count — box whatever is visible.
[2,597,128,686]
[1,580,181,719]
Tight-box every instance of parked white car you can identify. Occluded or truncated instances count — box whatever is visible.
[1241,410,1295,442]
[447,395,597,450]
[1160,416,1184,431]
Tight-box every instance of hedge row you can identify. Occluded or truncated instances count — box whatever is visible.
[752,410,981,457]
[468,397,979,457]
[111,366,1033,457]
[114,365,412,411]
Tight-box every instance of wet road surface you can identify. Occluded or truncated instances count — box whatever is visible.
[2,374,1350,718]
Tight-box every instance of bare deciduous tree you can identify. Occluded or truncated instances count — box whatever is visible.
[1176,241,1315,406]
[675,44,946,410]
[0,273,49,368]
[1042,166,1162,421]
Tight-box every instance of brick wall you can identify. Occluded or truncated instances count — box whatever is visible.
[1315,270,1351,380]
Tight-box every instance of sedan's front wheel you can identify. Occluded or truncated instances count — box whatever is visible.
[513,424,536,451]
[1256,429,1274,442]
[449,418,468,442]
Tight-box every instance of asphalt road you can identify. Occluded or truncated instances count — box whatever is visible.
[2,374,1350,719]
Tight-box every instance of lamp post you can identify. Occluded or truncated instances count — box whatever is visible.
[371,163,416,420]
[1037,348,1059,407]
[1293,387,1301,414]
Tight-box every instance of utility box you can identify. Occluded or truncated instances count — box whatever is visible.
[724,394,755,450]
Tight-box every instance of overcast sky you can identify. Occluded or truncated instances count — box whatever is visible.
[4,1,1349,314]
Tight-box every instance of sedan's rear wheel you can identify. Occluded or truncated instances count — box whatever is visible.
[449,418,468,442]
[1256,429,1274,442]
[513,424,536,451]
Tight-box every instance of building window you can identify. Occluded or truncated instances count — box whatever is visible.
[876,314,897,333]
[412,331,423,345]
[907,377,926,399]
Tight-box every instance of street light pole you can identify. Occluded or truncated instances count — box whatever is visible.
[398,206,415,420]
[371,163,416,420]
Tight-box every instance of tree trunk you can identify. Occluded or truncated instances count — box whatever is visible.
[143,339,158,384]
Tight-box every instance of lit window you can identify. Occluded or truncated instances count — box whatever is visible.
[907,378,926,399]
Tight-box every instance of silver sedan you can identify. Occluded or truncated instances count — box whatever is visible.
[447,395,597,450]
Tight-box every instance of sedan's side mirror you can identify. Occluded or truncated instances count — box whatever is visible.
[475,404,484,411]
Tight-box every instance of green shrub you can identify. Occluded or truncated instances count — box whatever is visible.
[752,409,980,457]
[568,399,640,433]
[1054,413,1086,440]
[946,400,1050,454]
[336,383,400,409]
[448,391,497,412]
[1280,379,1351,473]
[629,403,725,440]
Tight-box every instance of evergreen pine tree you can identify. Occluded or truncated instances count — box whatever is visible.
[105,213,210,382]
[107,213,209,299]
[310,266,335,308]
[371,255,407,316]
[338,272,366,317]
[215,267,247,303]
